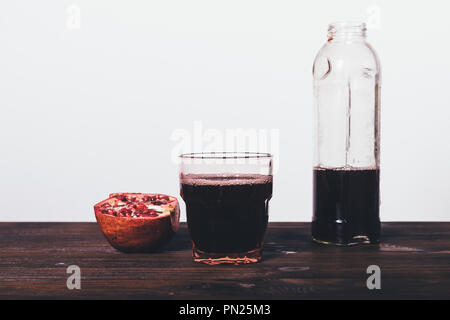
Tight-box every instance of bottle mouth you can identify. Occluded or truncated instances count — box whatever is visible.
[328,21,366,39]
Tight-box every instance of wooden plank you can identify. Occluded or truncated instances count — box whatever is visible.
[0,222,449,299]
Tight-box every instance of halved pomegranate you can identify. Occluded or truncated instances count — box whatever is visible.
[94,193,180,253]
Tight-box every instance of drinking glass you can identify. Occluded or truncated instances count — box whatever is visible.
[179,152,273,265]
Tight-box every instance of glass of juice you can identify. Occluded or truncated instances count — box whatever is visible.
[179,152,273,265]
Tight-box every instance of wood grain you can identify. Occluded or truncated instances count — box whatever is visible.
[0,222,449,299]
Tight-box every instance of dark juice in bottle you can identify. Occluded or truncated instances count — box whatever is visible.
[312,167,380,245]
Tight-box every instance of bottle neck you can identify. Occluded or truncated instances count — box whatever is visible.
[327,22,366,42]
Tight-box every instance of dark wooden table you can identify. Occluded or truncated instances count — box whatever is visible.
[0,222,449,299]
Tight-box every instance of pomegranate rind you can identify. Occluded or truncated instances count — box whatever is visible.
[94,193,180,253]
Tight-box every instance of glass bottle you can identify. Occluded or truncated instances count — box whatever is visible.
[312,22,381,245]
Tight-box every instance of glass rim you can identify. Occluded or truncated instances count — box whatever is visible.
[179,152,273,160]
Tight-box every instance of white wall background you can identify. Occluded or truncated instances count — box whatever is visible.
[0,0,449,221]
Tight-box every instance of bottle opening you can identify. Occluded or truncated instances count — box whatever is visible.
[328,21,366,40]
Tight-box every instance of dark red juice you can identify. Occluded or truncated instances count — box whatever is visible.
[181,174,272,254]
[312,167,380,245]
